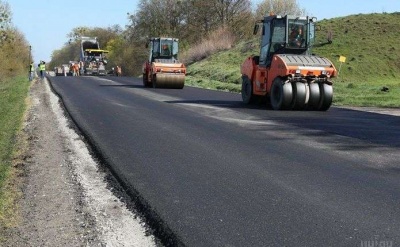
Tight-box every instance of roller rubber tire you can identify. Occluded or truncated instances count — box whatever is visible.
[241,76,254,104]
[291,82,307,110]
[307,83,321,110]
[318,83,333,111]
[270,78,293,110]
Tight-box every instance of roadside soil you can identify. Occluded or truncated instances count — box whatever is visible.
[1,78,156,247]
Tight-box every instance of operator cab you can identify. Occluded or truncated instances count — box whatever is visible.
[149,38,179,62]
[256,15,317,66]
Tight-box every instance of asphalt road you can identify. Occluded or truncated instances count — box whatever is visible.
[48,75,400,247]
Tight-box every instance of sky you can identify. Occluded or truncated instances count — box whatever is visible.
[8,0,400,64]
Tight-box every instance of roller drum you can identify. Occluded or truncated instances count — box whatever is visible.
[153,73,185,89]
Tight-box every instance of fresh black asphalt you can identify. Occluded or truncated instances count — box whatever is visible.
[48,75,400,247]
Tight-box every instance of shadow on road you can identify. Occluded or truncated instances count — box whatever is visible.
[167,100,400,149]
[268,108,400,149]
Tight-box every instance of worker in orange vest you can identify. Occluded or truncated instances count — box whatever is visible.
[116,65,122,76]
[74,63,80,76]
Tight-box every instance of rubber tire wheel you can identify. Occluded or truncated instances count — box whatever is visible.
[241,76,254,104]
[152,74,157,88]
[291,82,307,110]
[318,83,333,111]
[143,73,149,87]
[270,78,293,110]
[307,83,321,110]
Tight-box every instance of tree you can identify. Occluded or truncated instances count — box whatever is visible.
[67,26,122,48]
[212,0,252,26]
[255,0,305,19]
[0,0,11,27]
[0,0,11,45]
[0,1,30,77]
[182,0,253,41]
[49,26,122,70]
[184,0,215,37]
[127,0,185,40]
[126,0,253,43]
[211,0,253,39]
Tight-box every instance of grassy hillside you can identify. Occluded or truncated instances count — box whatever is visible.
[185,12,400,107]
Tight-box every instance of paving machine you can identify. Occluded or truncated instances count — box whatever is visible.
[80,37,109,76]
[142,37,186,89]
[241,15,337,110]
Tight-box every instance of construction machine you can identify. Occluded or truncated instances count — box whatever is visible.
[54,66,63,76]
[142,37,186,89]
[80,37,109,76]
[241,15,337,111]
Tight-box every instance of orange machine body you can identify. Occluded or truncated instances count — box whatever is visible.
[241,54,337,96]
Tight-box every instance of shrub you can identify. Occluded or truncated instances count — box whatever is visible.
[181,27,236,65]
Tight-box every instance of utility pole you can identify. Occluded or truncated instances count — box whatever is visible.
[28,45,33,81]
[29,45,32,63]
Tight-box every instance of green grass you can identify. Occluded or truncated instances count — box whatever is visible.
[187,12,400,108]
[333,79,400,107]
[185,39,259,93]
[0,75,30,229]
[314,12,400,107]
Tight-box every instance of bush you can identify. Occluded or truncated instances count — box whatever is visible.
[181,27,236,65]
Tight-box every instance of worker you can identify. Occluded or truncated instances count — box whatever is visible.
[74,62,80,76]
[39,61,46,79]
[71,63,78,76]
[161,44,171,56]
[70,63,75,76]
[116,65,122,76]
[289,25,304,47]
[29,61,35,81]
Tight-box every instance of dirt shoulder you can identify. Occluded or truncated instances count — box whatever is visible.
[1,78,156,246]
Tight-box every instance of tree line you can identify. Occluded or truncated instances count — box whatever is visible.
[49,0,304,76]
[0,0,31,79]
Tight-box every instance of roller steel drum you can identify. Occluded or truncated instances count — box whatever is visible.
[153,73,185,89]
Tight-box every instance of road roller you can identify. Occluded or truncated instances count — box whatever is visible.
[241,15,337,110]
[142,37,186,89]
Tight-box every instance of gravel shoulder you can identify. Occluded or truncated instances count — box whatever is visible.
[2,78,156,246]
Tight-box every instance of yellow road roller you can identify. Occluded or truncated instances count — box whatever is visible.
[142,37,186,89]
